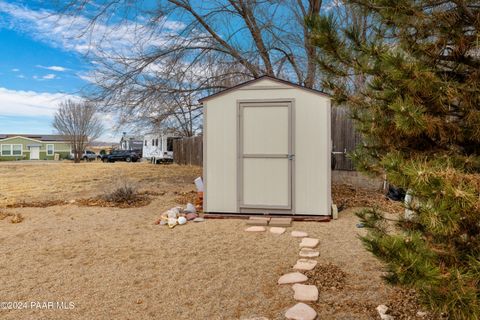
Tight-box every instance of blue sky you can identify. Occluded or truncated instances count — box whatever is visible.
[0,1,119,140]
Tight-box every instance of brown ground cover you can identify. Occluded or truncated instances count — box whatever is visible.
[0,162,429,319]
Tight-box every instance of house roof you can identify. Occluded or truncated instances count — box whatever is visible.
[0,134,68,142]
[198,75,331,103]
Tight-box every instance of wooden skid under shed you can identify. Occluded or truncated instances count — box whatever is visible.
[203,213,331,222]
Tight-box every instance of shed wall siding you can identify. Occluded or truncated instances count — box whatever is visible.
[204,79,331,215]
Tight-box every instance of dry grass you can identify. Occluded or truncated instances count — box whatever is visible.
[0,162,201,207]
[0,162,430,319]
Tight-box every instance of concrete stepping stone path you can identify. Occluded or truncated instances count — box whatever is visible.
[245,226,266,232]
[278,272,308,285]
[292,284,319,302]
[285,303,317,320]
[299,248,319,258]
[291,231,308,238]
[299,238,319,248]
[269,227,286,234]
[293,259,318,271]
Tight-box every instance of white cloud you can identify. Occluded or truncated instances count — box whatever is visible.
[0,1,183,57]
[11,68,19,72]
[36,65,68,72]
[0,87,118,141]
[42,74,57,80]
[17,74,25,78]
[0,87,78,117]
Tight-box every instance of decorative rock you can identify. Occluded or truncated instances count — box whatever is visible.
[186,213,198,221]
[285,303,317,320]
[269,227,286,234]
[299,238,319,248]
[299,248,319,258]
[269,217,292,227]
[247,217,270,226]
[245,226,266,232]
[243,317,268,320]
[377,305,394,320]
[193,217,205,222]
[293,259,317,271]
[291,231,308,238]
[292,284,318,302]
[277,272,308,285]
[332,204,338,219]
[376,305,388,315]
[184,202,196,213]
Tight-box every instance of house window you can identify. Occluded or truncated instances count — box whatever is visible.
[12,144,22,156]
[1,144,12,156]
[144,140,147,147]
[151,139,154,146]
[155,138,159,147]
[46,144,54,156]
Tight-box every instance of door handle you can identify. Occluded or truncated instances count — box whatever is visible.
[287,154,295,160]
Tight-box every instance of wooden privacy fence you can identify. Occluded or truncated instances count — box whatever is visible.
[173,106,361,170]
[173,136,203,166]
[331,105,362,171]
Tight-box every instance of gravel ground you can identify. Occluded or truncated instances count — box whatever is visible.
[0,201,429,320]
[0,163,430,319]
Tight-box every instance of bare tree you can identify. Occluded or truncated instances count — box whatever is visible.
[53,100,104,163]
[52,0,323,134]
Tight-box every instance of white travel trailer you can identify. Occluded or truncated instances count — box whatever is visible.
[142,132,180,163]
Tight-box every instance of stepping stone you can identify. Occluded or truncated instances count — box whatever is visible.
[299,238,319,248]
[269,217,292,227]
[292,284,318,302]
[291,231,308,238]
[245,226,266,232]
[293,259,317,271]
[285,303,317,320]
[299,248,319,258]
[246,217,270,226]
[269,227,286,234]
[277,272,308,284]
[193,217,205,222]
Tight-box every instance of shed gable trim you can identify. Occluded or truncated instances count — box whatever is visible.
[198,76,330,103]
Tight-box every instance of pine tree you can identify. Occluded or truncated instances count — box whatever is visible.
[308,1,480,318]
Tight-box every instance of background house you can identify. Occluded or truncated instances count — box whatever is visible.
[0,134,71,161]
[119,133,143,156]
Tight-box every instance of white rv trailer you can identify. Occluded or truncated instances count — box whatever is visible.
[142,133,180,163]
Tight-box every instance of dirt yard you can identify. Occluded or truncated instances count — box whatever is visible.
[0,162,426,319]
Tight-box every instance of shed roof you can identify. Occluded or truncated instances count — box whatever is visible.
[198,75,330,103]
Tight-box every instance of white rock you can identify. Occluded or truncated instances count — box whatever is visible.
[380,315,394,320]
[178,216,187,225]
[293,259,317,271]
[277,272,308,285]
[292,284,318,302]
[299,238,319,248]
[285,303,317,320]
[243,317,269,320]
[291,231,308,238]
[376,305,389,315]
[299,248,320,258]
[416,311,428,317]
[245,226,266,232]
[270,227,286,234]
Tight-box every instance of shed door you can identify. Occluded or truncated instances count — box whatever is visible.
[239,101,293,210]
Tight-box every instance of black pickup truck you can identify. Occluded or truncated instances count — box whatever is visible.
[101,150,140,163]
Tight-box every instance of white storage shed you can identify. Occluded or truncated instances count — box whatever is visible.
[199,76,332,216]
